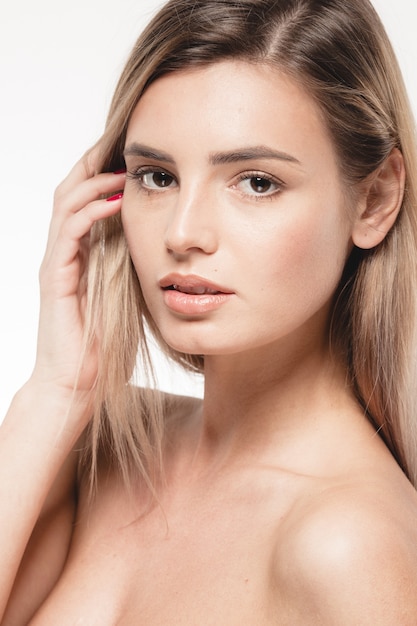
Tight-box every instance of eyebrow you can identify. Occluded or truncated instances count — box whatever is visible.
[123,142,301,166]
[124,143,175,163]
[210,146,300,166]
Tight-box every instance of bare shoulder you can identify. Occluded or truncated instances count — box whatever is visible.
[276,474,417,624]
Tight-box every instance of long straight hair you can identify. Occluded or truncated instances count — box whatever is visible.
[82,0,417,489]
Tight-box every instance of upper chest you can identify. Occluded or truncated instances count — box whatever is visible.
[30,469,307,625]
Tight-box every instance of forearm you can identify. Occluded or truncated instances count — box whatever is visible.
[0,380,88,618]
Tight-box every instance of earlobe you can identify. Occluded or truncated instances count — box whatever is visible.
[352,148,405,250]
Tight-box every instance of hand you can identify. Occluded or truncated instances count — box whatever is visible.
[31,148,125,405]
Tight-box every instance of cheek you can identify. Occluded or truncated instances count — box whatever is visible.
[121,209,160,276]
[248,208,351,307]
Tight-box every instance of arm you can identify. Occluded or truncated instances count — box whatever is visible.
[0,394,82,624]
[0,151,125,621]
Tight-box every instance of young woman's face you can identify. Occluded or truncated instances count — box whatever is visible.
[122,61,355,358]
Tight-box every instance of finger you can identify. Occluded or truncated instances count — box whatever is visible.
[53,170,126,219]
[56,145,103,196]
[41,194,123,294]
[46,171,126,253]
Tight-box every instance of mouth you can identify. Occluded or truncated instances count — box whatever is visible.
[165,284,221,295]
[158,274,234,315]
[159,274,233,296]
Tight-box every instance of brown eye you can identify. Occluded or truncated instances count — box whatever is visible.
[132,168,178,191]
[250,177,273,194]
[151,171,175,188]
[235,172,282,198]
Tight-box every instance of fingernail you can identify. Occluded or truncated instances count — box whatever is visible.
[113,168,126,174]
[106,192,124,202]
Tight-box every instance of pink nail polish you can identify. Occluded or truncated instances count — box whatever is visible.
[107,192,124,202]
[113,168,126,174]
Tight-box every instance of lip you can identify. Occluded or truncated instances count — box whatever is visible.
[159,273,234,294]
[158,273,234,315]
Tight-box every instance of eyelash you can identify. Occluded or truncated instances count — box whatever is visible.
[127,166,284,200]
[233,170,284,201]
[126,167,175,196]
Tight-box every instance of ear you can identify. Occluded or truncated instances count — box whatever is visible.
[352,148,405,250]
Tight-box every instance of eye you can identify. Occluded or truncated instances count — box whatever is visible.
[127,167,177,191]
[248,177,274,194]
[144,171,176,188]
[234,172,283,198]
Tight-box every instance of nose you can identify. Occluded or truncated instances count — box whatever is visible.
[164,187,218,257]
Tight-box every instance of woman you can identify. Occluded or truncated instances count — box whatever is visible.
[2,0,417,623]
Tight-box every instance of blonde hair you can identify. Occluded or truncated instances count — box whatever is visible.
[82,0,417,489]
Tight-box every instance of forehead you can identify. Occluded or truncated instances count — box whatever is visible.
[125,60,336,169]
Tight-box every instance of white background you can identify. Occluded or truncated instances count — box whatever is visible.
[0,0,415,419]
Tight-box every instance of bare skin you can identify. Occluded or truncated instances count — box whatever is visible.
[2,62,417,624]
[5,390,417,625]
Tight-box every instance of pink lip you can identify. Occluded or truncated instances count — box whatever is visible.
[159,274,233,294]
[159,274,234,315]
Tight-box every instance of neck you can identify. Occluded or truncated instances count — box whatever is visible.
[193,336,357,471]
